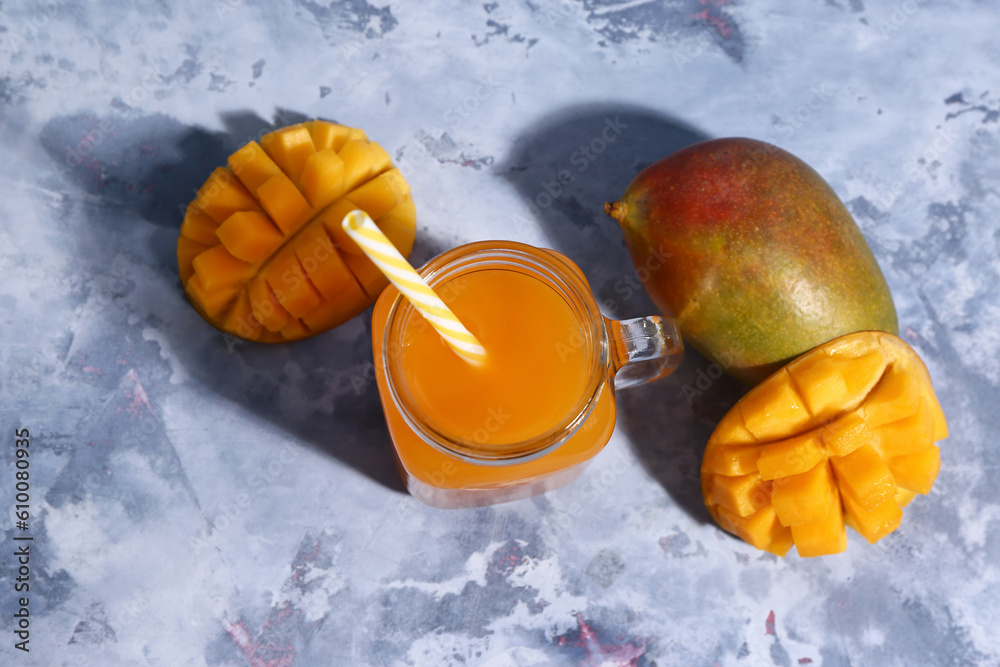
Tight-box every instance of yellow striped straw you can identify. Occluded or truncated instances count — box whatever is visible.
[341,210,487,364]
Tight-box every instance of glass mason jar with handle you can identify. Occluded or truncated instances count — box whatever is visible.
[371,240,683,508]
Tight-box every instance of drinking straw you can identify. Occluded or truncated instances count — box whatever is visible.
[341,210,487,364]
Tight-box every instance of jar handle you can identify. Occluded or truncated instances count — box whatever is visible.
[605,315,684,389]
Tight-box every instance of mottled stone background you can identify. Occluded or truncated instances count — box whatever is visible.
[2,1,999,665]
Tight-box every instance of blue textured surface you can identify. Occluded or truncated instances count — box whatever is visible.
[1,1,999,665]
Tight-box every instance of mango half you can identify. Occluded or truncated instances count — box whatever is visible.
[606,137,897,385]
[177,120,415,342]
[701,331,947,557]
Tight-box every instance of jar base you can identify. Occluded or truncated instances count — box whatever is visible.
[402,462,592,509]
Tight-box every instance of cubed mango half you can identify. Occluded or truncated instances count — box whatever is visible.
[702,331,948,557]
[177,120,417,342]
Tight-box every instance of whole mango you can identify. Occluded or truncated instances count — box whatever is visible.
[605,137,897,385]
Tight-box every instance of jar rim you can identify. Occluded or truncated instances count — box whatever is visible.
[382,241,608,466]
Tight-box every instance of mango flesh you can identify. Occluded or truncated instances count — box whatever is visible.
[702,331,947,556]
[605,138,897,385]
[177,120,416,342]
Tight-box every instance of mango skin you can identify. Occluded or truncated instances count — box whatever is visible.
[606,137,898,385]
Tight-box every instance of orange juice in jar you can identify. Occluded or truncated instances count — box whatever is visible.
[372,241,683,508]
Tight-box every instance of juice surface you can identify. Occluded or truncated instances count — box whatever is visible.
[398,268,591,447]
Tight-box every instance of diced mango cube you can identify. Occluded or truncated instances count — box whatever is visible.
[872,398,935,459]
[308,120,352,152]
[791,495,847,557]
[221,290,261,340]
[764,525,794,557]
[299,148,346,210]
[842,490,902,544]
[904,348,948,442]
[895,487,917,508]
[177,236,213,284]
[279,317,311,341]
[180,205,221,246]
[771,461,837,527]
[922,386,949,441]
[246,276,290,333]
[343,252,390,301]
[820,409,876,457]
[738,370,811,441]
[291,224,365,302]
[262,248,324,318]
[862,364,921,427]
[318,199,365,256]
[184,274,240,318]
[716,504,786,551]
[711,473,771,518]
[830,444,896,510]
[257,172,313,236]
[344,168,411,221]
[787,352,849,420]
[338,139,380,192]
[215,211,285,264]
[703,444,764,476]
[260,125,315,184]
[702,469,716,507]
[191,245,254,291]
[709,406,758,446]
[228,141,282,195]
[376,197,417,257]
[757,430,827,480]
[300,284,371,332]
[834,351,887,397]
[888,446,941,495]
[366,141,392,177]
[193,168,259,223]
